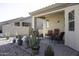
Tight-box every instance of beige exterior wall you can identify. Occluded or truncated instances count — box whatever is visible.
[65,5,79,51]
[2,22,30,37]
[36,18,43,29]
[46,12,65,32]
[36,18,43,35]
[42,12,65,36]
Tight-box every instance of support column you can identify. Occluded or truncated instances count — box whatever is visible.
[43,20,49,37]
[32,17,37,31]
[43,20,46,37]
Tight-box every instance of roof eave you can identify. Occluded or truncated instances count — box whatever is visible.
[29,3,79,16]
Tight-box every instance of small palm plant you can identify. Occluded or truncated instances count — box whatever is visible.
[30,30,40,55]
[25,36,30,48]
[5,33,9,40]
[45,45,54,56]
[6,36,9,40]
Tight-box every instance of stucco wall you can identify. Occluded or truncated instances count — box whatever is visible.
[41,12,65,37]
[2,22,30,37]
[36,18,43,29]
[65,5,79,51]
[46,12,65,32]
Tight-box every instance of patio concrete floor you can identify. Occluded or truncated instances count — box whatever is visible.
[0,38,78,56]
[39,39,79,56]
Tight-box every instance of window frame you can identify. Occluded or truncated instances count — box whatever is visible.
[68,10,75,31]
[14,22,20,26]
[22,22,30,27]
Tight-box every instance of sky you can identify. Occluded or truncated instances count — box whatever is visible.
[0,0,78,22]
[0,0,55,22]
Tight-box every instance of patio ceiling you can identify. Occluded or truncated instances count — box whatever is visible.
[37,10,64,20]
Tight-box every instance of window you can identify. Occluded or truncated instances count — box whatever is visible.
[14,22,20,26]
[46,20,49,28]
[68,10,75,31]
[69,10,74,21]
[22,22,30,26]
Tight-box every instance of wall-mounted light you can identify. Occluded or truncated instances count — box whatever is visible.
[57,20,60,23]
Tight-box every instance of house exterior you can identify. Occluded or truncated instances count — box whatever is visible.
[2,16,32,37]
[29,3,79,51]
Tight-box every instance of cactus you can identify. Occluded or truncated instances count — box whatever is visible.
[30,30,40,55]
[44,45,54,56]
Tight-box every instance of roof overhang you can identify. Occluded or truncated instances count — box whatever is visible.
[29,3,79,16]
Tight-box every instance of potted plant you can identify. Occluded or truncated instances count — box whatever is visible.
[13,39,16,43]
[25,36,30,48]
[44,45,54,56]
[6,36,9,40]
[12,38,16,43]
[30,30,40,55]
[31,39,40,55]
[17,35,23,46]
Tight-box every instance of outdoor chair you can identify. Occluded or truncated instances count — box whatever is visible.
[48,30,53,36]
[53,29,60,41]
[46,30,53,40]
[39,34,43,40]
[57,32,65,43]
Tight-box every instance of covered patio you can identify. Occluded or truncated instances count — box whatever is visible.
[37,10,65,37]
[30,7,65,44]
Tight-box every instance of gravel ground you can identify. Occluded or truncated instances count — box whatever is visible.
[0,38,78,56]
[0,43,30,56]
[0,38,30,56]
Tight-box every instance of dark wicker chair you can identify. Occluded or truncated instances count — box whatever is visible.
[48,30,53,36]
[53,29,60,41]
[58,32,65,42]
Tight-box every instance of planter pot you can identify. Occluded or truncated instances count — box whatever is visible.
[13,39,16,43]
[31,50,38,56]
[17,39,23,46]
[44,45,54,56]
[31,46,40,55]
[45,50,54,56]
[32,46,40,50]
